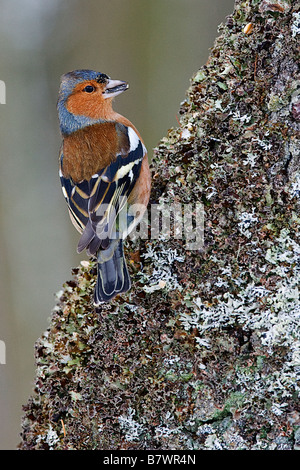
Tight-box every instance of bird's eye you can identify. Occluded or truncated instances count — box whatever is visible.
[83,85,95,93]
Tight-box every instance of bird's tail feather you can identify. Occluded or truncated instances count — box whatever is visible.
[94,239,131,304]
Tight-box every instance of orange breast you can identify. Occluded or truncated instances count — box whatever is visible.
[62,122,125,182]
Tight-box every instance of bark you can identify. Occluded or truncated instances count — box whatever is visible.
[20,0,300,450]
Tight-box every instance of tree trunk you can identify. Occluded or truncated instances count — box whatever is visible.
[20,0,300,450]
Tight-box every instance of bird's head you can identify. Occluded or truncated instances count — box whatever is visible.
[57,69,128,134]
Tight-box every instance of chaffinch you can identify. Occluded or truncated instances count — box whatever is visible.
[57,69,151,304]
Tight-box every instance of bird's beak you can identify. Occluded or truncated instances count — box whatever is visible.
[103,79,129,99]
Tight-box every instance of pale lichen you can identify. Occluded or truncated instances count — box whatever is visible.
[291,11,300,37]
[139,242,185,293]
[118,407,145,443]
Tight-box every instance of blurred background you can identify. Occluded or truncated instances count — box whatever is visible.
[0,0,234,449]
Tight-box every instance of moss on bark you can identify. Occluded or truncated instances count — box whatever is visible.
[20,0,300,450]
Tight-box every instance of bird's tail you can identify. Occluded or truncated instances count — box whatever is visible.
[94,239,131,304]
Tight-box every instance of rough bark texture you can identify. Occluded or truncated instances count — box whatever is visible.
[20,0,299,450]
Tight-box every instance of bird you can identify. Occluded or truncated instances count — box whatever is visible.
[57,69,151,304]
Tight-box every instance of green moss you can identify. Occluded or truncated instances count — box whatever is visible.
[20,0,299,451]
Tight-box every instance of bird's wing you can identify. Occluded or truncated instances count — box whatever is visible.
[60,125,146,256]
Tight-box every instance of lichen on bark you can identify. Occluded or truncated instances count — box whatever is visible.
[20,0,300,450]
